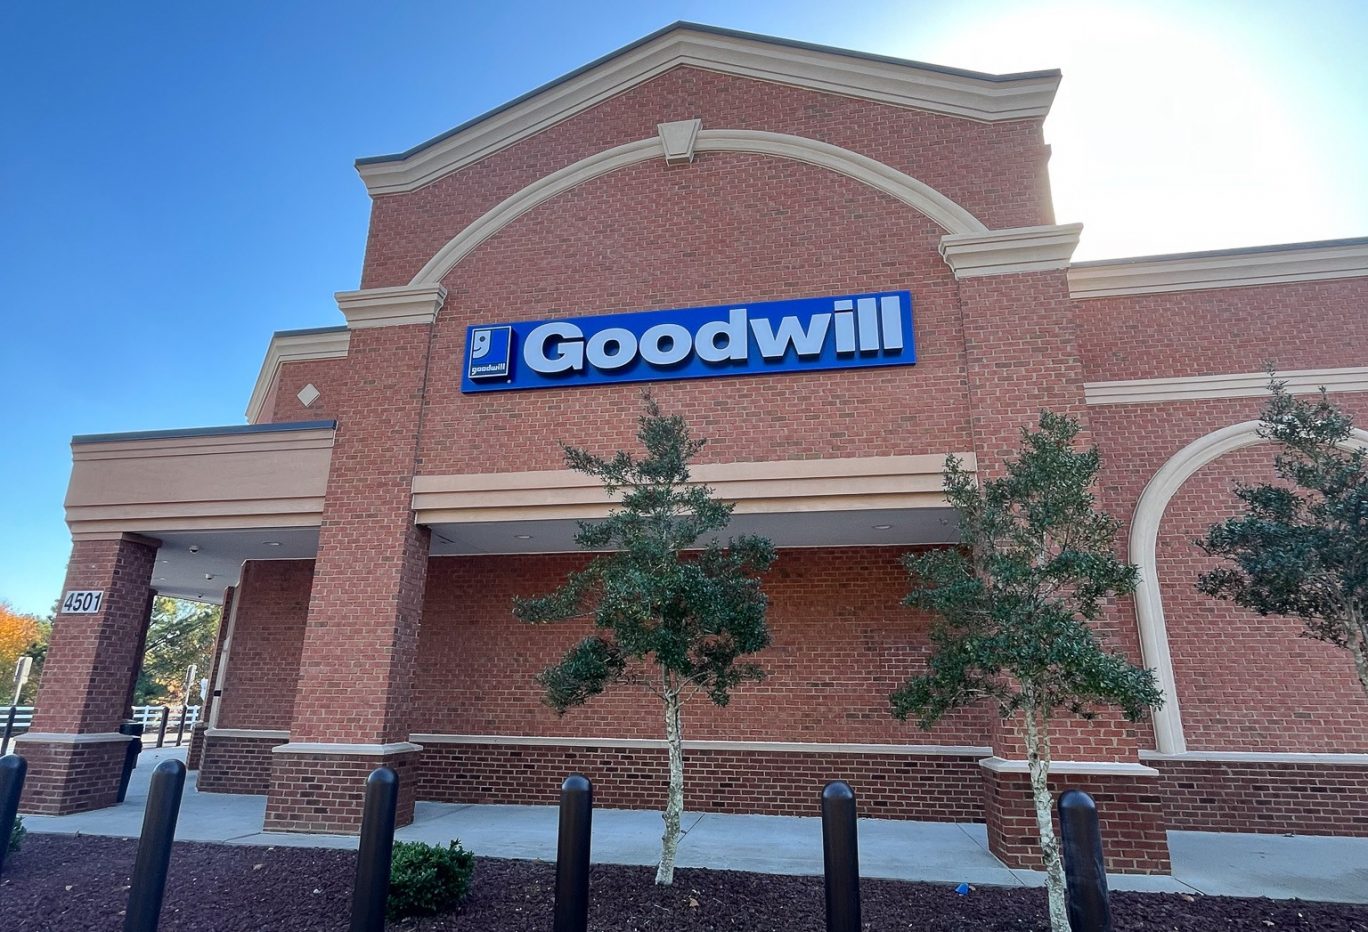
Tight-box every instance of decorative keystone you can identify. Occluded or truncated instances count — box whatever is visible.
[657,119,702,165]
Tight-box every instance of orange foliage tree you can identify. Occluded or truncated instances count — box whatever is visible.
[0,602,42,700]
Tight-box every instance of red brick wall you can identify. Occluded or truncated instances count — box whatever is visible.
[417,742,985,822]
[265,749,420,833]
[199,734,285,795]
[1075,278,1368,384]
[414,150,974,475]
[286,321,433,746]
[410,547,992,747]
[18,739,130,815]
[1155,444,1368,752]
[362,65,1051,289]
[1089,394,1368,754]
[1151,758,1368,835]
[981,770,1171,874]
[216,560,312,731]
[265,357,351,424]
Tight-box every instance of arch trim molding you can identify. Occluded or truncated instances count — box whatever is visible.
[1132,420,1368,753]
[407,129,988,286]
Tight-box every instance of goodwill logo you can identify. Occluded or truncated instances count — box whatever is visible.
[460,291,914,393]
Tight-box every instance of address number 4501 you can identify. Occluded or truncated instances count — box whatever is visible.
[61,590,105,614]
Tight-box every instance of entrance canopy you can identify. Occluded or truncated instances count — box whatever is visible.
[65,423,968,599]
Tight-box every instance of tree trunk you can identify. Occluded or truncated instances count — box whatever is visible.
[1345,606,1368,705]
[656,688,685,885]
[1025,707,1068,932]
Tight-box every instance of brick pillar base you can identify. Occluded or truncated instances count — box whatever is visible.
[264,744,421,834]
[981,765,1171,874]
[17,735,133,815]
[185,722,210,770]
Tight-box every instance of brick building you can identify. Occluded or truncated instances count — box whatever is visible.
[22,24,1368,873]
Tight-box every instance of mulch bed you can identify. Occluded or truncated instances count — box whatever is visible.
[1,833,1364,931]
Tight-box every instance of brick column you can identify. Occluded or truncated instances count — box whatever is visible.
[264,286,443,834]
[942,226,1170,873]
[19,533,159,814]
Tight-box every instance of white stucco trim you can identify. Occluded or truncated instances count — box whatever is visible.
[272,741,424,756]
[1140,750,1368,766]
[1085,367,1368,406]
[977,756,1160,777]
[1068,239,1368,298]
[207,583,244,731]
[938,223,1083,279]
[205,728,290,740]
[245,329,350,424]
[335,284,447,329]
[409,734,992,756]
[356,26,1060,195]
[14,732,134,745]
[1131,422,1368,755]
[408,129,987,286]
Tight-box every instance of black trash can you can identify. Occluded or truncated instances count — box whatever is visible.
[117,720,145,803]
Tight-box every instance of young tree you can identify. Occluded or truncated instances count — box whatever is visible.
[890,412,1161,932]
[133,597,220,706]
[1198,377,1368,701]
[515,394,775,885]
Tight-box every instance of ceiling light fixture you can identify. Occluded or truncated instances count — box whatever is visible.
[514,534,533,540]
[263,541,282,547]
[872,524,892,530]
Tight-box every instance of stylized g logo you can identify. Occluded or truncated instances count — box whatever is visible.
[470,328,495,359]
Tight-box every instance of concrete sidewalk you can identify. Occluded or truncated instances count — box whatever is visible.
[19,747,1368,904]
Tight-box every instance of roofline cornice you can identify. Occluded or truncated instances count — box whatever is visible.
[1068,237,1368,298]
[355,23,1061,197]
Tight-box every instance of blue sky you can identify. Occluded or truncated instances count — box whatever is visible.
[2,1,1366,615]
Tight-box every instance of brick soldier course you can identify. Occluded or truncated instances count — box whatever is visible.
[25,24,1368,874]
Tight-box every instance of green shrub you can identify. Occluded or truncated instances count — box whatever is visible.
[8,815,24,853]
[386,839,474,920]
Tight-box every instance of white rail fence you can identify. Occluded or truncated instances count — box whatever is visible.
[3,704,201,740]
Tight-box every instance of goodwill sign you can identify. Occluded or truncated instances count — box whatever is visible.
[461,291,914,393]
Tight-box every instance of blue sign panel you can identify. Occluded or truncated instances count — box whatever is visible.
[460,291,915,393]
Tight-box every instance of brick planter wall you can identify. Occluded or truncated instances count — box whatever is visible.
[981,768,1171,874]
[1151,758,1368,836]
[415,742,986,822]
[185,723,211,770]
[264,749,420,834]
[198,734,288,794]
[17,737,131,815]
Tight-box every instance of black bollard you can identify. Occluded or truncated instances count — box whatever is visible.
[350,766,400,932]
[1058,789,1113,932]
[821,781,861,932]
[124,758,187,932]
[156,707,170,749]
[0,754,28,876]
[117,722,144,804]
[553,774,593,932]
[1,706,15,754]
[175,705,188,747]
